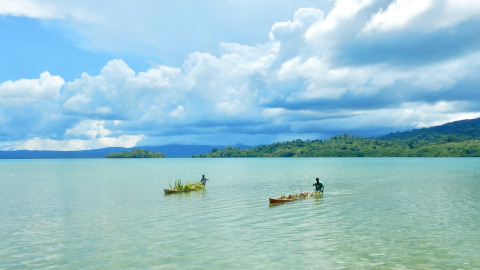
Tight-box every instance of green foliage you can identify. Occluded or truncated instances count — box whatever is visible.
[192,118,480,158]
[105,148,166,158]
[168,179,205,191]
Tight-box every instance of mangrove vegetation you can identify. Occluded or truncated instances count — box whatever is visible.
[105,148,166,158]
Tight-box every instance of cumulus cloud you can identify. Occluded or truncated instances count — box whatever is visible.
[5,134,143,151]
[364,0,480,33]
[270,8,323,42]
[265,0,480,133]
[62,59,182,116]
[0,72,64,103]
[2,119,143,151]
[277,56,368,99]
[65,120,112,138]
[364,0,434,33]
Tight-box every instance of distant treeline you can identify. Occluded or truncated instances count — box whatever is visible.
[105,148,166,158]
[193,118,480,158]
[192,135,480,158]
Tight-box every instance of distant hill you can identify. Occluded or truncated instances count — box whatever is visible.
[193,118,480,157]
[0,144,251,159]
[378,118,480,142]
[0,148,124,159]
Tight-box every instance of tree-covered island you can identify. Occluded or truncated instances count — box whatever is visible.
[193,118,480,158]
[105,148,166,158]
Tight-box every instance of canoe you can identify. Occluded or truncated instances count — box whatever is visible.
[269,197,297,203]
[269,191,321,204]
[164,188,184,194]
[164,188,203,194]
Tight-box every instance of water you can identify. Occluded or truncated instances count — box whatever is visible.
[0,158,479,269]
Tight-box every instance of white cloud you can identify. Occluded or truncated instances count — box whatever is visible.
[62,94,92,113]
[10,137,89,151]
[363,0,480,33]
[381,101,480,128]
[0,71,64,103]
[100,59,136,81]
[7,134,143,151]
[169,105,185,118]
[0,0,330,65]
[65,120,112,138]
[0,0,61,19]
[134,66,182,89]
[95,106,112,114]
[439,0,480,28]
[411,50,480,90]
[277,56,374,99]
[364,0,434,33]
[261,108,288,118]
[305,0,373,47]
[270,8,323,40]
[0,0,101,22]
[61,60,138,117]
[215,99,245,116]
[5,120,143,151]
[294,101,480,135]
[275,42,480,101]
[97,135,143,148]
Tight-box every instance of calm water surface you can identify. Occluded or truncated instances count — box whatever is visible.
[0,158,479,269]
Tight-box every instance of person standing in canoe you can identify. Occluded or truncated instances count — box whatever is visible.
[313,178,324,193]
[200,175,208,186]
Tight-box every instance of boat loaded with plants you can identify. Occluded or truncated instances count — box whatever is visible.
[269,191,322,204]
[164,179,207,194]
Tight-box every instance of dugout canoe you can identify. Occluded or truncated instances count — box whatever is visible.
[164,188,184,194]
[164,187,205,194]
[269,191,322,204]
[269,197,298,203]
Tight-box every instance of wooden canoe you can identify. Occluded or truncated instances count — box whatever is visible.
[269,197,298,203]
[164,188,183,194]
[269,191,322,204]
[164,188,203,194]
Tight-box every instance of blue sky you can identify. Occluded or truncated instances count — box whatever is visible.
[1,0,480,150]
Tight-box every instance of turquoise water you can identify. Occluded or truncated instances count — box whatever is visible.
[0,158,479,269]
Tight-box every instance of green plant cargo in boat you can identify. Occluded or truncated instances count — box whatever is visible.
[164,179,207,194]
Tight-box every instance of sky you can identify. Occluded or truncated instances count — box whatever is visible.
[1,0,480,151]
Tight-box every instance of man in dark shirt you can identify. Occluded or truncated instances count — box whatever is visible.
[200,175,208,186]
[313,178,324,193]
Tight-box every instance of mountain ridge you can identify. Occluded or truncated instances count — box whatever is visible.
[2,118,480,158]
[378,118,480,141]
